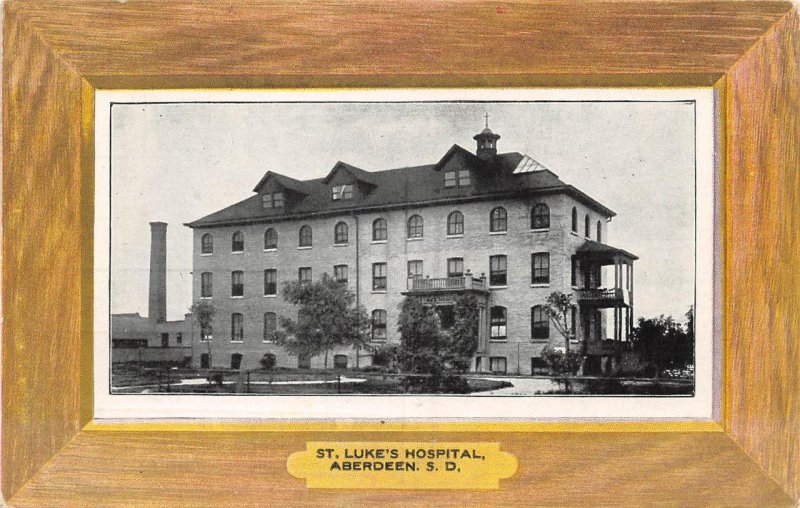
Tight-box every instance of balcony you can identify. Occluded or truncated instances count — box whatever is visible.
[404,274,488,295]
[577,287,630,307]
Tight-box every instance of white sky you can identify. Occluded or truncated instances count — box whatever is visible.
[110,96,697,323]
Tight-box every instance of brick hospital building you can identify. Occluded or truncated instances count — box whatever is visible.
[186,125,637,375]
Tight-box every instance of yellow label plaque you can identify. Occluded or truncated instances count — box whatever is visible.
[287,441,518,489]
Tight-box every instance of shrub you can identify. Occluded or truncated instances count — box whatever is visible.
[260,353,277,371]
[540,346,583,376]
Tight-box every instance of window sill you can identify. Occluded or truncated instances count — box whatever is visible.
[199,339,212,342]
[230,340,244,344]
[489,231,507,235]
[489,285,508,290]
[371,240,387,244]
[446,234,464,239]
[530,228,549,233]
[530,283,550,288]
[231,251,244,255]
[334,243,349,247]
[200,296,213,300]
[263,294,277,298]
[262,340,276,344]
[297,246,312,250]
[371,290,388,294]
[570,231,579,237]
[230,296,244,299]
[530,339,549,343]
[200,253,213,257]
[489,339,508,343]
[407,237,423,242]
[263,248,277,252]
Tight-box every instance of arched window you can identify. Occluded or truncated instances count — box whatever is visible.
[201,234,213,254]
[531,204,550,230]
[447,211,464,236]
[490,207,507,232]
[490,306,507,340]
[372,218,387,241]
[231,313,244,341]
[334,222,348,244]
[263,312,277,342]
[407,214,423,239]
[299,225,312,247]
[372,309,387,341]
[596,220,602,242]
[531,306,549,340]
[231,231,244,252]
[571,207,578,233]
[585,214,591,238]
[264,228,277,250]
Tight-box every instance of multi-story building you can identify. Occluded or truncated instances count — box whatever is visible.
[186,126,637,375]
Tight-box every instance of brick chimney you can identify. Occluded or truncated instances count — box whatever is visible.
[148,222,168,323]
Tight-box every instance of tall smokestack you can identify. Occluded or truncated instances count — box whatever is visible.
[148,222,168,323]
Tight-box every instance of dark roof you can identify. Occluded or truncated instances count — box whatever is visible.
[323,161,378,186]
[188,145,616,228]
[252,171,309,194]
[576,239,638,261]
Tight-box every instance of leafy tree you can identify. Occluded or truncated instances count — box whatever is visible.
[631,312,694,377]
[277,273,371,369]
[260,353,276,371]
[396,295,480,392]
[188,301,215,367]
[544,292,575,354]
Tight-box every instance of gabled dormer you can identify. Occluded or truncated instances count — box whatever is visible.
[322,161,377,202]
[433,144,486,189]
[252,171,308,211]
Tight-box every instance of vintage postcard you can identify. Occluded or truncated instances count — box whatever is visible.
[93,89,716,419]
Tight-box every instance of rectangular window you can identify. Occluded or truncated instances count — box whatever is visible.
[231,270,244,297]
[457,169,470,187]
[372,310,387,341]
[444,171,457,187]
[231,313,244,341]
[490,306,507,341]
[489,356,507,374]
[263,269,277,296]
[201,272,213,298]
[262,192,284,209]
[263,312,277,342]
[298,267,312,283]
[571,256,578,286]
[447,257,464,278]
[489,255,507,286]
[444,170,470,188]
[372,262,387,291]
[570,306,577,339]
[334,264,348,283]
[176,332,182,345]
[331,184,354,201]
[407,260,423,279]
[531,252,550,284]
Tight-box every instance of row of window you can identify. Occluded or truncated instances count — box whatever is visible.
[572,207,603,242]
[198,252,552,298]
[199,204,556,254]
[204,306,559,344]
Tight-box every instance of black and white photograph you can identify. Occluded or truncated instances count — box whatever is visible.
[94,89,715,420]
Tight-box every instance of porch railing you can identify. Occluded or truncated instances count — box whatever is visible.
[408,274,487,292]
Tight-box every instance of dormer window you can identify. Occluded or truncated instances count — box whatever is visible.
[444,170,470,188]
[262,192,284,209]
[331,184,354,201]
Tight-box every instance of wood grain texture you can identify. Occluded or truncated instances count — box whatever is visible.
[6,431,795,507]
[727,7,800,501]
[2,0,799,505]
[2,6,85,501]
[5,0,794,78]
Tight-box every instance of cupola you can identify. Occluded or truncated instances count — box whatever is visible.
[473,113,500,160]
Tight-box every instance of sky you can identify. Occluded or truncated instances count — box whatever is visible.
[109,96,697,323]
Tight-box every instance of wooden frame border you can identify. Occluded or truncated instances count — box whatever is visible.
[3,1,798,504]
